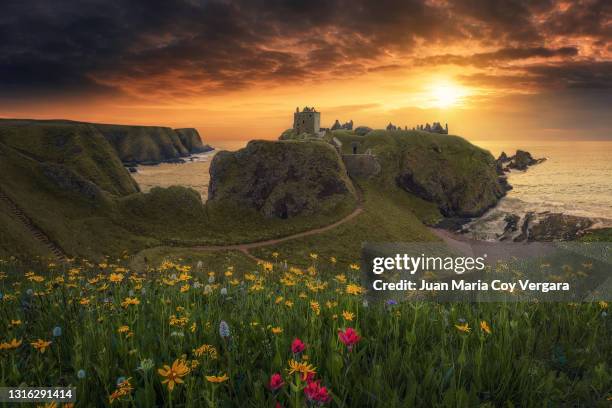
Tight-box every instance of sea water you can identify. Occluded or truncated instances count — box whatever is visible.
[470,140,612,239]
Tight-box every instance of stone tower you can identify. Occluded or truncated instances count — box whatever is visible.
[293,106,320,135]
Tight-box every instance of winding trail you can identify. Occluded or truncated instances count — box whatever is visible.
[142,187,365,264]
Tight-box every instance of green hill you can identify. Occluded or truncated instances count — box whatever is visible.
[333,129,508,217]
[208,140,356,218]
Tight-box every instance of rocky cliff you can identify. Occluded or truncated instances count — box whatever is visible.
[208,140,356,218]
[333,130,509,218]
[174,128,214,154]
[95,124,212,165]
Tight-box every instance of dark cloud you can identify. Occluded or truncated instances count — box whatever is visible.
[459,61,612,90]
[418,46,579,67]
[0,0,610,100]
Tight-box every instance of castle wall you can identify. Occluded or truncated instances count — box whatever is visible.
[342,154,381,179]
[293,111,320,134]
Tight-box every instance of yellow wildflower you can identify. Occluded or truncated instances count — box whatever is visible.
[31,339,52,353]
[158,359,190,392]
[109,377,133,403]
[109,273,124,283]
[480,320,492,334]
[193,344,218,359]
[0,338,22,350]
[287,359,316,380]
[206,373,229,383]
[346,284,364,295]
[271,326,283,334]
[455,323,471,333]
[342,310,355,321]
[310,301,320,316]
[120,297,140,308]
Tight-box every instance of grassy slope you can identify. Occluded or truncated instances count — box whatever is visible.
[0,141,154,259]
[0,199,53,259]
[251,180,441,267]
[0,120,139,196]
[335,129,496,186]
[581,228,612,242]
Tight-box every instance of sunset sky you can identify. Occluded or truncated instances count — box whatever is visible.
[1,0,610,143]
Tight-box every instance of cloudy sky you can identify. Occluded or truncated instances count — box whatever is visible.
[1,0,610,143]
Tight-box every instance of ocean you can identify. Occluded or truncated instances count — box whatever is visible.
[471,140,612,239]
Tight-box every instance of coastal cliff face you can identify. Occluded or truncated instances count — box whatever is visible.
[174,128,214,154]
[396,137,507,217]
[0,119,139,197]
[208,140,356,218]
[95,125,212,165]
[333,130,509,218]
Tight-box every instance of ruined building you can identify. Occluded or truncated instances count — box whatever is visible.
[415,122,448,134]
[386,123,398,131]
[331,119,354,131]
[293,106,321,135]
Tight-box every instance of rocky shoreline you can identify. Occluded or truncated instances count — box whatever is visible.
[125,149,216,173]
[438,149,608,242]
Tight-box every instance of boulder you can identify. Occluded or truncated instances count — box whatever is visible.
[526,213,594,241]
[208,140,356,218]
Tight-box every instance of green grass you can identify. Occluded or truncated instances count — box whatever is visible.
[0,200,53,259]
[333,130,504,217]
[0,258,609,407]
[581,228,612,242]
[251,180,441,267]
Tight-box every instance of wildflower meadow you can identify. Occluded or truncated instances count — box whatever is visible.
[0,256,610,407]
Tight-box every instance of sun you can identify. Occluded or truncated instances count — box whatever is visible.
[431,82,466,108]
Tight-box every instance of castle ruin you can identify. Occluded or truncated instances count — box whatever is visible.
[331,119,353,131]
[293,107,321,135]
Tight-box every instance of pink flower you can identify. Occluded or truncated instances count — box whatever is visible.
[268,373,284,391]
[291,338,306,354]
[304,380,331,404]
[338,327,361,351]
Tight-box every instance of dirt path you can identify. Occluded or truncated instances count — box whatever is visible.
[140,188,365,264]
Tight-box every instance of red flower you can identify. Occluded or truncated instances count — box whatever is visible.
[291,338,306,354]
[304,371,315,383]
[304,380,331,404]
[268,373,284,391]
[338,327,361,351]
